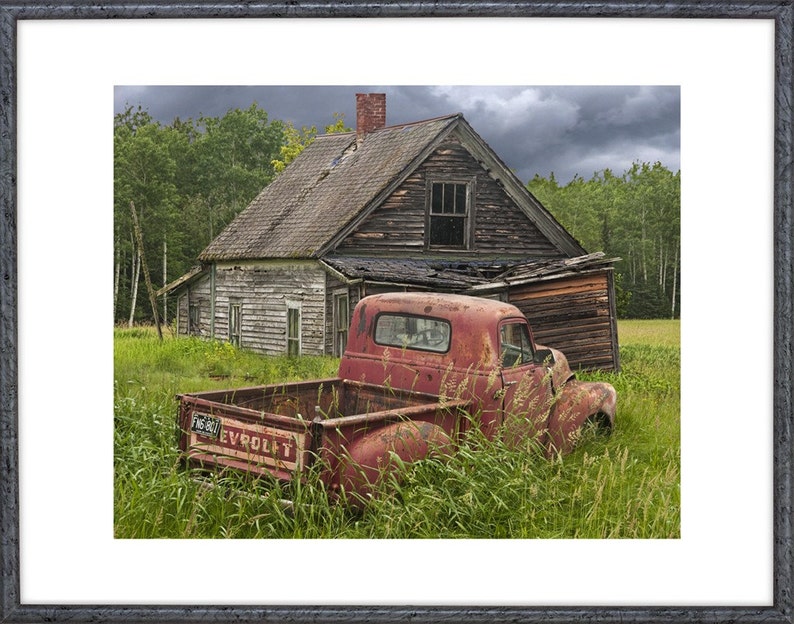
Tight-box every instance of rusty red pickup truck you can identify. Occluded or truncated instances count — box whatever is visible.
[177,292,616,501]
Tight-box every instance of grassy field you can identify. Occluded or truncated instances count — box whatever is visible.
[114,320,680,539]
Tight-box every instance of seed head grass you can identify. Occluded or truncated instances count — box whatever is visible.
[114,321,679,539]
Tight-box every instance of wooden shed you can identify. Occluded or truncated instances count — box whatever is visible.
[162,93,620,371]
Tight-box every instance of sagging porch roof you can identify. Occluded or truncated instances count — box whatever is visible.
[322,252,617,292]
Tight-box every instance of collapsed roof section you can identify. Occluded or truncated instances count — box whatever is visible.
[322,252,617,293]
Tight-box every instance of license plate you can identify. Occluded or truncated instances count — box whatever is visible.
[190,412,222,439]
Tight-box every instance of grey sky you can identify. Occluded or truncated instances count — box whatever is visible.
[114,85,680,184]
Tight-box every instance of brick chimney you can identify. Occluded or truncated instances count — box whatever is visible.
[356,93,386,139]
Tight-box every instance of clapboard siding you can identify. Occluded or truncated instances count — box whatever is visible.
[336,170,426,253]
[337,137,564,258]
[212,262,326,356]
[508,271,619,371]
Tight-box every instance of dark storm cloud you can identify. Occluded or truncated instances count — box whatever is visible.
[114,85,680,184]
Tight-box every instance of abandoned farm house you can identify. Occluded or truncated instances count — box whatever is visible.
[160,93,620,371]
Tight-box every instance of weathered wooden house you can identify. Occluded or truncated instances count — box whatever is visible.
[162,93,620,371]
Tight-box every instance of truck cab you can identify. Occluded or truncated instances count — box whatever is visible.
[338,292,615,455]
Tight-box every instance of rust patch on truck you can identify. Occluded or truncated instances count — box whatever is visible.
[339,420,454,500]
[356,302,368,336]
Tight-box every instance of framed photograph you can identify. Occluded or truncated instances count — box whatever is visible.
[1,2,790,622]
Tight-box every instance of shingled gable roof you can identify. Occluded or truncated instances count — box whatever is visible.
[199,114,460,261]
[199,113,585,261]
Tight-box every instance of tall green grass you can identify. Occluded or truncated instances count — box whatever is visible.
[114,322,679,539]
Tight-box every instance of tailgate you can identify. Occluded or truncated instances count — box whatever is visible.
[178,395,313,481]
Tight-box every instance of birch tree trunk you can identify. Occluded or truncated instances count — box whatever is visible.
[114,233,121,320]
[129,201,162,340]
[128,248,140,327]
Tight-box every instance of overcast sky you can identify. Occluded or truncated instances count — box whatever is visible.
[114,85,679,184]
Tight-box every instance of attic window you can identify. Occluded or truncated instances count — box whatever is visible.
[426,180,473,249]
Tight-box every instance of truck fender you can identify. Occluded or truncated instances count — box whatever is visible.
[339,421,452,501]
[545,380,617,457]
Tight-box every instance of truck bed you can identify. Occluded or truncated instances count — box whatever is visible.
[177,378,468,483]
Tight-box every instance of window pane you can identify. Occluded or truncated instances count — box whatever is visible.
[287,307,300,356]
[334,294,349,357]
[229,304,241,347]
[429,215,465,246]
[432,183,444,213]
[455,184,467,214]
[189,304,199,332]
[443,183,456,213]
[500,323,534,367]
[288,308,298,335]
[432,182,468,215]
[336,295,349,330]
[375,314,451,353]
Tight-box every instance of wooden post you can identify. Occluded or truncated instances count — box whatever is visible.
[129,201,163,340]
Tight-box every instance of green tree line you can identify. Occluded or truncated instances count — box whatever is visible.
[114,103,345,326]
[528,163,680,319]
[115,102,679,324]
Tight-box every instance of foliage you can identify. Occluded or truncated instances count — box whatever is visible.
[271,122,317,174]
[114,104,348,325]
[272,112,352,173]
[114,322,679,539]
[188,104,285,239]
[528,162,680,319]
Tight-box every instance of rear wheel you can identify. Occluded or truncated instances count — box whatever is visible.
[575,413,612,448]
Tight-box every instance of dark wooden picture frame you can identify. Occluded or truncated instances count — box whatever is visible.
[1,2,791,622]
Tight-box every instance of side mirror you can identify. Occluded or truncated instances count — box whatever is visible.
[533,348,555,366]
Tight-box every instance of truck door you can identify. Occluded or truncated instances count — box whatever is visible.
[498,320,555,449]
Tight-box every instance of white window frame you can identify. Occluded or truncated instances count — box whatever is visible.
[286,300,302,357]
[426,178,475,250]
[229,302,242,347]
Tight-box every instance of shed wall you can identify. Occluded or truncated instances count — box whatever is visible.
[507,270,620,371]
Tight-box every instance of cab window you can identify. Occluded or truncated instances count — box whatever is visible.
[500,322,534,367]
[374,313,451,353]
